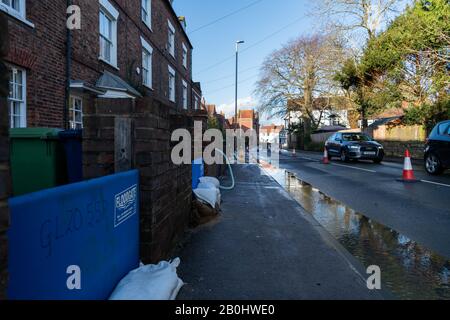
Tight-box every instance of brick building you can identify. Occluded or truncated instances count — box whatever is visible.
[1,0,202,129]
[238,109,259,131]
[0,1,206,267]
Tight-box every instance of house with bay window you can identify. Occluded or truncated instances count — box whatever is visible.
[1,0,202,129]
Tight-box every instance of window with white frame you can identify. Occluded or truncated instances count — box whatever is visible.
[99,0,119,67]
[141,0,151,28]
[182,80,188,109]
[182,43,188,68]
[194,95,199,110]
[168,66,176,102]
[141,36,153,89]
[8,67,26,128]
[168,20,175,57]
[69,96,83,129]
[1,0,25,18]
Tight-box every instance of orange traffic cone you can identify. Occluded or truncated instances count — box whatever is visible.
[322,147,330,164]
[398,149,418,183]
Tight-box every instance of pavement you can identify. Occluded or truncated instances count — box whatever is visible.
[277,150,450,259]
[176,164,385,300]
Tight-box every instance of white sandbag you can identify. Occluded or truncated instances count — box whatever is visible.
[197,182,221,205]
[197,182,217,190]
[193,188,218,208]
[109,258,184,301]
[199,176,220,189]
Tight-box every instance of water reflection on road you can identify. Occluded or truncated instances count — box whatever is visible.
[266,164,450,299]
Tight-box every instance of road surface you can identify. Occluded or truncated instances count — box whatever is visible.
[273,150,450,259]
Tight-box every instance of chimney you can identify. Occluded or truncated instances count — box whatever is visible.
[178,16,187,31]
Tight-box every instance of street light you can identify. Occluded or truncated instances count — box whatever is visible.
[235,40,245,126]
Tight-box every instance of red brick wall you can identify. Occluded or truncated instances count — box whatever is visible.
[4,0,198,128]
[70,0,196,113]
[4,0,67,128]
[83,96,193,263]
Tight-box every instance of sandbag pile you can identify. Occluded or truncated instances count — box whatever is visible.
[191,177,222,227]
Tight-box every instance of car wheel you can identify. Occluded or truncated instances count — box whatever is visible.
[373,157,383,164]
[425,153,444,175]
[340,150,349,162]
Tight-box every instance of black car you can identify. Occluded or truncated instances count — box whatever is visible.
[424,120,450,175]
[325,132,384,163]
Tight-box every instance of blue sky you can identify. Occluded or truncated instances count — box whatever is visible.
[173,0,315,125]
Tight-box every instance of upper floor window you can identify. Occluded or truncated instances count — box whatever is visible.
[1,0,24,17]
[141,36,153,89]
[168,20,175,58]
[1,0,21,13]
[182,80,188,109]
[182,43,188,68]
[141,0,151,29]
[194,95,199,110]
[8,67,27,128]
[168,65,176,102]
[99,0,119,68]
[69,96,83,129]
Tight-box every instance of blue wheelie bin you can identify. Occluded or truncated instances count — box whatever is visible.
[58,129,83,183]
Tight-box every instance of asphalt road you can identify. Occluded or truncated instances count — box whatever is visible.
[272,150,450,259]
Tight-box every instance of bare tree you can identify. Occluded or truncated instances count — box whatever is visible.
[315,0,407,44]
[255,34,347,129]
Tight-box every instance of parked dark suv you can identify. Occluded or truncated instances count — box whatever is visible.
[424,120,450,175]
[326,132,385,163]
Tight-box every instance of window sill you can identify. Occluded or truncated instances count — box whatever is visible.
[143,83,153,91]
[99,57,120,70]
[0,5,35,28]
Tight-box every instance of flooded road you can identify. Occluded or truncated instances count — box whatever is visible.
[264,165,450,299]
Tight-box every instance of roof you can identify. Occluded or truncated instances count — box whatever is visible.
[206,104,216,115]
[96,71,142,98]
[369,116,402,128]
[239,110,256,119]
[70,80,106,95]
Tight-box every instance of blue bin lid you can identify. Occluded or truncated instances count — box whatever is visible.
[58,129,83,140]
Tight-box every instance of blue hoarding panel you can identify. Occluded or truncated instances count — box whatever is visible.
[192,158,204,189]
[7,170,140,300]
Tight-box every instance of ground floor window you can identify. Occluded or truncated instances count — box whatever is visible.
[8,66,26,128]
[69,96,83,129]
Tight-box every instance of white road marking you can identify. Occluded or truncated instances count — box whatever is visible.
[421,180,450,188]
[331,163,377,173]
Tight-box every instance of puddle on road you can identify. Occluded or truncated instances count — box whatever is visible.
[283,171,450,300]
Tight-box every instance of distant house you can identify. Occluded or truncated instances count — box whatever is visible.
[238,109,259,131]
[286,97,351,130]
[260,124,285,146]
[205,104,231,131]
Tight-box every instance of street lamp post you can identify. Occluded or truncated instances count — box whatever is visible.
[235,40,244,126]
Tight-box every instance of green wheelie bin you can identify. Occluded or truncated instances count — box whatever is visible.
[10,128,68,196]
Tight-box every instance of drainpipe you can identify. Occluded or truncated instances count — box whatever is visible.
[64,0,72,130]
